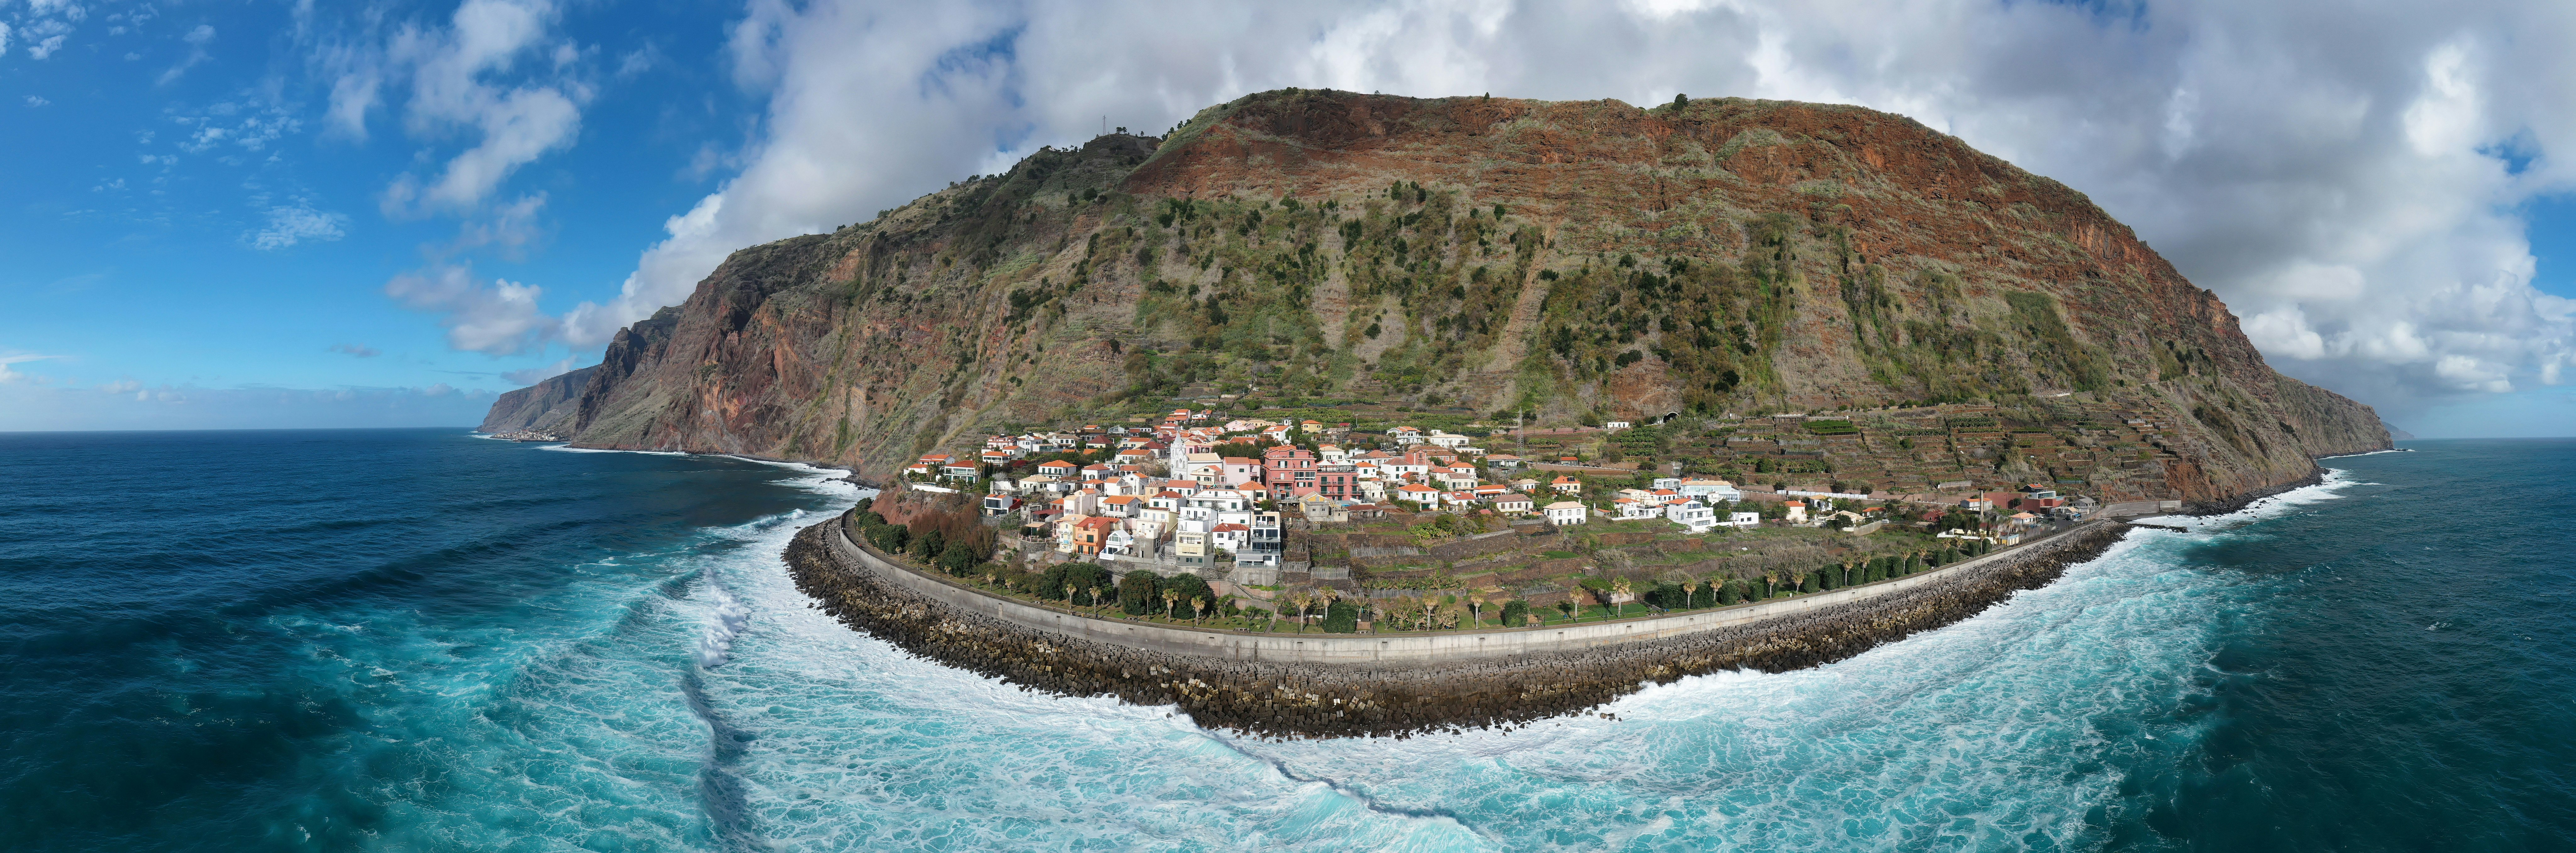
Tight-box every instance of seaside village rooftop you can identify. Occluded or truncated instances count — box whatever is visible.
[865,400,2166,628]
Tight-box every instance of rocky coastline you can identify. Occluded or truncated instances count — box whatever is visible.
[784,512,2133,738]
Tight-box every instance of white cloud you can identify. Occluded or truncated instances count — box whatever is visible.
[327,343,380,358]
[376,0,585,215]
[25,95,47,107]
[1,21,12,57]
[248,203,350,249]
[383,263,555,355]
[0,353,63,384]
[30,34,66,59]
[158,23,216,84]
[552,0,2576,418]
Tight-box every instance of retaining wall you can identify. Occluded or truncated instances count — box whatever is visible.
[826,516,2097,664]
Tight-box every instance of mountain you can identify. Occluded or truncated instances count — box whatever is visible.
[485,89,2388,502]
[479,365,596,434]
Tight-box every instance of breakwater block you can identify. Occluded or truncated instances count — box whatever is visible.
[785,515,2130,739]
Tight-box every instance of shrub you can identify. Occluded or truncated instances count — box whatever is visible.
[1158,573,1215,616]
[1322,600,1360,633]
[1500,599,1529,626]
[1120,570,1160,615]
[1718,578,1743,605]
[937,541,979,575]
[1037,562,1113,604]
[1797,572,1818,594]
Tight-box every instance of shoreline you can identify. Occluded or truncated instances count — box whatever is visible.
[785,513,2132,738]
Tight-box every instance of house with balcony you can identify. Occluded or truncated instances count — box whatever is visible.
[1544,501,1589,526]
[1395,483,1442,508]
[1549,476,1583,494]
[1665,499,1717,532]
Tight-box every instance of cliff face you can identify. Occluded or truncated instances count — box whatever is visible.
[496,90,2388,500]
[478,365,595,433]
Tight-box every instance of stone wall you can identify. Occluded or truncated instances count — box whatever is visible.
[786,511,2132,737]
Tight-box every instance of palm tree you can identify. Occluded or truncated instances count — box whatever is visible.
[1189,595,1206,625]
[1468,593,1486,628]
[1163,588,1180,620]
[1063,583,1077,610]
[1087,585,1104,617]
[1682,579,1702,610]
[1610,578,1633,619]
[1289,591,1313,633]
[1319,587,1340,627]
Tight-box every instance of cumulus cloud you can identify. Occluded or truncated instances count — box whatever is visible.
[548,0,2574,419]
[327,343,381,358]
[375,0,586,215]
[383,263,555,355]
[248,203,350,249]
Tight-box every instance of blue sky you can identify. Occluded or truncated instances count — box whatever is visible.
[3,0,2571,436]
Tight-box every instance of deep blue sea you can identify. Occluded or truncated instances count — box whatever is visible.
[3,429,2571,851]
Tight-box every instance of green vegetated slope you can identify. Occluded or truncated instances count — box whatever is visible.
[485,89,2386,502]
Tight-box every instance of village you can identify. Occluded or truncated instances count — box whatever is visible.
[873,402,2183,629]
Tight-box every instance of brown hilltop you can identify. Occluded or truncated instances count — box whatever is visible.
[483,89,2386,504]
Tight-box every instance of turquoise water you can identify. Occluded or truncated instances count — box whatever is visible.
[3,430,2570,850]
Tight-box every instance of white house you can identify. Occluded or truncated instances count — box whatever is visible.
[1664,499,1716,532]
[1427,430,1471,448]
[1544,501,1590,526]
[1680,478,1743,503]
[1613,499,1659,521]
[1493,493,1535,515]
[1724,510,1762,527]
[1394,483,1443,508]
[1784,500,1808,523]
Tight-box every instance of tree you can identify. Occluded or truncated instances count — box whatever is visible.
[1189,595,1207,625]
[1718,578,1743,605]
[1323,599,1360,633]
[1501,599,1530,627]
[1682,579,1702,609]
[1163,588,1181,620]
[1087,586,1105,616]
[1288,590,1315,633]
[1555,598,1577,623]
[1610,578,1633,619]
[937,541,979,575]
[1468,593,1487,627]
[1120,571,1159,615]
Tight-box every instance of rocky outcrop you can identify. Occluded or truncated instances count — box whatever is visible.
[491,89,2387,501]
[478,365,596,434]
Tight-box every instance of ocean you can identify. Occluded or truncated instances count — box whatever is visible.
[2,429,2569,851]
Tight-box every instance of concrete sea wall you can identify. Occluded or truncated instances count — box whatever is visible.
[785,514,2131,738]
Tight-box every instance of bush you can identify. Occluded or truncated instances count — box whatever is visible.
[1037,562,1113,604]
[937,541,979,575]
[1322,600,1360,633]
[1500,599,1529,626]
[1158,573,1214,616]
[1120,570,1160,615]
[1797,572,1818,594]
[1718,578,1743,605]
